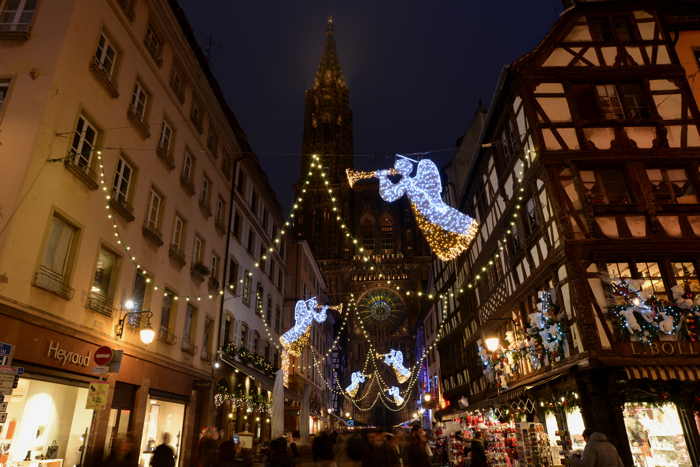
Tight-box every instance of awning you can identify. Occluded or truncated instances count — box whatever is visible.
[624,366,700,382]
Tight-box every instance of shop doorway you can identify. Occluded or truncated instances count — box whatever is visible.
[622,402,692,467]
[104,382,136,458]
[139,397,185,467]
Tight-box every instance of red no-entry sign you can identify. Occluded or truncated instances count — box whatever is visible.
[94,346,113,366]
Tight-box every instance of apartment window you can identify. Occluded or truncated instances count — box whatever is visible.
[112,158,133,206]
[36,214,78,296]
[193,235,204,265]
[158,119,174,153]
[236,169,247,195]
[200,175,211,206]
[0,79,9,110]
[252,331,260,354]
[606,262,667,301]
[242,271,251,306]
[580,169,631,205]
[182,151,194,182]
[144,24,163,62]
[160,289,175,334]
[588,15,636,42]
[595,84,625,120]
[523,198,539,236]
[571,83,651,122]
[229,213,240,242]
[172,215,185,249]
[255,284,263,313]
[183,303,196,346]
[202,317,214,360]
[70,115,98,171]
[223,316,232,345]
[671,262,700,292]
[190,97,203,131]
[262,208,268,230]
[266,296,273,324]
[132,271,148,314]
[210,254,220,281]
[240,323,249,350]
[250,190,258,214]
[228,258,239,290]
[169,63,186,103]
[0,0,36,33]
[90,246,117,297]
[247,228,255,255]
[146,189,162,230]
[274,305,281,333]
[207,128,218,155]
[129,80,149,122]
[94,32,118,78]
[259,245,266,272]
[646,168,698,205]
[215,197,225,226]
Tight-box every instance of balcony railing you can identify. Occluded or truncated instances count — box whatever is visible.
[86,291,113,316]
[168,244,186,268]
[89,57,119,98]
[64,155,99,190]
[33,266,74,300]
[142,223,164,247]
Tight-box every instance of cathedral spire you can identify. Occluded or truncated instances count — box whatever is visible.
[314,15,346,89]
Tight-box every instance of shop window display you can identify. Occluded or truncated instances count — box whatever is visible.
[623,402,692,467]
[564,407,586,451]
[0,378,93,467]
[139,398,185,467]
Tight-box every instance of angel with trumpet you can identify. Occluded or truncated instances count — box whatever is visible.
[280,297,342,356]
[346,155,478,261]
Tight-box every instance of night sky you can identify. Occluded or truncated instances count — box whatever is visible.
[178,0,563,210]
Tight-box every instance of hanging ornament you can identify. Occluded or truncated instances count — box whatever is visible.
[345,371,367,398]
[280,297,342,356]
[387,386,404,405]
[346,155,478,261]
[381,349,411,383]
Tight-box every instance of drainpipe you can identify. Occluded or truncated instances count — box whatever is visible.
[218,155,247,351]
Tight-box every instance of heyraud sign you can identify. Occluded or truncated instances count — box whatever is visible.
[47,340,91,367]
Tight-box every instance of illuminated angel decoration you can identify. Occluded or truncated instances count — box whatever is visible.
[280,297,328,356]
[382,349,410,384]
[387,386,404,405]
[374,155,478,261]
[345,371,366,398]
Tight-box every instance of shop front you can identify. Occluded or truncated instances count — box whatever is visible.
[0,307,207,467]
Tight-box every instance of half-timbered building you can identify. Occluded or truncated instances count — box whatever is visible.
[436,1,700,464]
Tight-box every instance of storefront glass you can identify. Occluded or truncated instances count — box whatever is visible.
[623,402,692,467]
[0,377,93,467]
[139,398,185,467]
[565,407,586,451]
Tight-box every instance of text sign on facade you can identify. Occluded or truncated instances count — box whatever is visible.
[47,340,91,368]
[625,341,699,357]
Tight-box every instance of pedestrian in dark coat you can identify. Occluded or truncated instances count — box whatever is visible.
[464,431,488,467]
[404,429,431,467]
[150,432,175,467]
[570,429,624,467]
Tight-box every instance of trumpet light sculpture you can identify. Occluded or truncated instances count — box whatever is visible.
[345,371,366,398]
[387,386,404,405]
[383,349,410,384]
[280,297,329,356]
[370,155,479,261]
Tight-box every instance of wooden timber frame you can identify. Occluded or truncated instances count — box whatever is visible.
[436,1,700,465]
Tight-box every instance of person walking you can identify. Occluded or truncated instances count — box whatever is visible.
[150,432,175,467]
[266,436,293,467]
[404,428,431,467]
[216,439,252,467]
[104,433,139,467]
[570,429,624,467]
[464,431,488,467]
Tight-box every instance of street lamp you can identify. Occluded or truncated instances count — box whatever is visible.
[115,299,155,345]
[423,393,432,403]
[345,412,350,418]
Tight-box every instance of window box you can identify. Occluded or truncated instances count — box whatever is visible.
[199,199,212,219]
[208,277,220,292]
[64,156,99,190]
[180,174,195,196]
[89,58,119,98]
[33,265,74,300]
[158,326,177,345]
[181,339,197,355]
[191,262,210,281]
[156,144,175,170]
[108,198,135,222]
[215,218,226,236]
[86,292,113,317]
[142,223,164,247]
[168,244,186,267]
[127,107,150,139]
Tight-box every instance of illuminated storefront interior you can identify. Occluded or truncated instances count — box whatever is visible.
[623,402,692,467]
[139,397,185,467]
[0,378,93,466]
